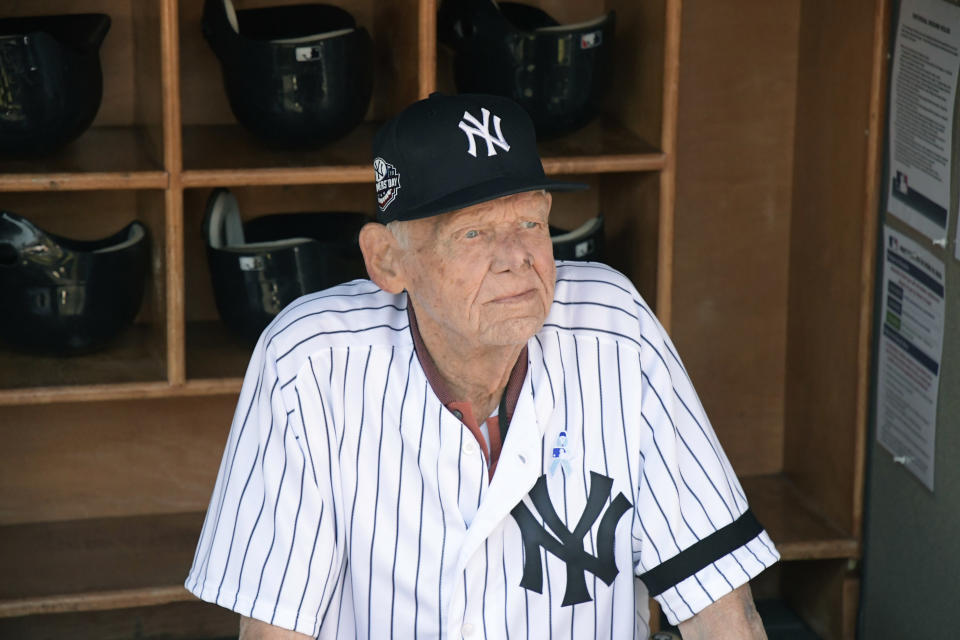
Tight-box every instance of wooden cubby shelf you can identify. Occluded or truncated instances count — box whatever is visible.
[180,123,379,186]
[0,324,166,393]
[538,118,666,174]
[741,474,859,562]
[0,512,204,618]
[0,127,167,192]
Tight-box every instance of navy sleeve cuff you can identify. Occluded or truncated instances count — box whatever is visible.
[638,509,765,596]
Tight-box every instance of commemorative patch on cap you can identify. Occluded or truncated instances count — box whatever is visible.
[374,157,401,212]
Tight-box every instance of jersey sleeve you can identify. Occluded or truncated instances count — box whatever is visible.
[185,337,345,637]
[630,302,780,626]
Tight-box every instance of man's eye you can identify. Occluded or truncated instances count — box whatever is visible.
[522,221,540,229]
[464,230,479,239]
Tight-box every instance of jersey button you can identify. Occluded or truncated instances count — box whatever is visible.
[462,440,478,456]
[461,622,476,637]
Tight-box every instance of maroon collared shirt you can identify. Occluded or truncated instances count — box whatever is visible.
[407,305,527,477]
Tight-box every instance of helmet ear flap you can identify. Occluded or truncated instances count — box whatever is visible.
[203,188,245,250]
[222,0,240,34]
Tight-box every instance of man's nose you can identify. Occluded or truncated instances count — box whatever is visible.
[491,230,534,271]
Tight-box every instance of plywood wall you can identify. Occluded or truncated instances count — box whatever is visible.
[672,0,802,475]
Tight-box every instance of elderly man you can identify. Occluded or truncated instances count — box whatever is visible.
[186,93,779,639]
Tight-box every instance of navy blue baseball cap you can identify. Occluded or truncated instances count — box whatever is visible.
[372,92,586,223]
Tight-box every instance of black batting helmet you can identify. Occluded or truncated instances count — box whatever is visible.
[0,13,111,155]
[551,215,604,261]
[0,210,149,354]
[438,0,616,136]
[203,188,371,342]
[202,0,374,148]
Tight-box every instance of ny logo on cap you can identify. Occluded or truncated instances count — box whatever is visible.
[459,108,511,158]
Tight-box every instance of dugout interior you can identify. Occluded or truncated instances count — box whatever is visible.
[0,1,885,638]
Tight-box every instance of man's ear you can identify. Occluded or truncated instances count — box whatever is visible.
[359,222,405,293]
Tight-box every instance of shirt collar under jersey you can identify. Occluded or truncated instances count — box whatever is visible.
[405,301,527,427]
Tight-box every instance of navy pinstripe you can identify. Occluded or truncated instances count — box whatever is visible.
[366,347,395,635]
[388,350,416,638]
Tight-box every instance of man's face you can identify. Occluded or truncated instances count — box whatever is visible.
[396,190,556,352]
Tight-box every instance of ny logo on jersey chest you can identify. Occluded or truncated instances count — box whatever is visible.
[511,471,632,606]
[458,108,510,158]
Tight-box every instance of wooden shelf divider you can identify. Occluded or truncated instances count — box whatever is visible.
[0,172,168,192]
[0,586,194,619]
[0,379,242,407]
[182,165,374,188]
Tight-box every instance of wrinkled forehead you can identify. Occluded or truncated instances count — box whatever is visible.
[392,189,551,251]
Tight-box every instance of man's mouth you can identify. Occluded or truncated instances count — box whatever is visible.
[490,289,536,304]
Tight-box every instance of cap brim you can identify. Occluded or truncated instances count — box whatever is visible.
[378,175,588,223]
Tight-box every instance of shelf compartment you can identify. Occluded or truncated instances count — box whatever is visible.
[182,184,378,383]
[0,395,236,526]
[0,189,168,391]
[0,127,166,192]
[180,123,378,186]
[177,0,425,151]
[539,119,665,174]
[180,118,664,187]
[742,474,859,561]
[0,0,168,184]
[0,325,166,391]
[0,512,204,618]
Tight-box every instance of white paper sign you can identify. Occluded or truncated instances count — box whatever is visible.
[876,227,947,491]
[887,0,960,243]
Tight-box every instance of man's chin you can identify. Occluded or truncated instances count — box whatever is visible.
[479,316,547,347]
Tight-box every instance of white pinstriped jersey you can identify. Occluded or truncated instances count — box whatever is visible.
[186,261,779,639]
